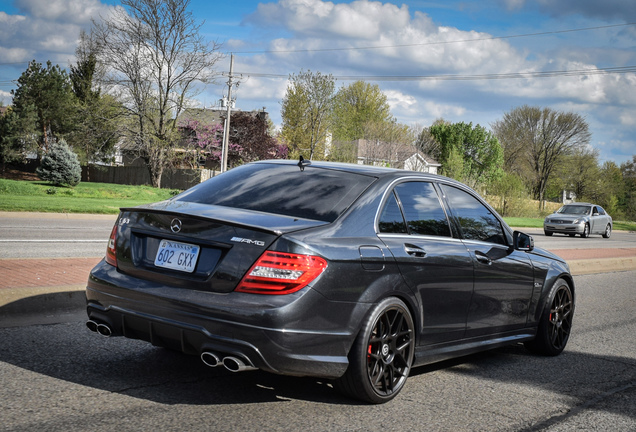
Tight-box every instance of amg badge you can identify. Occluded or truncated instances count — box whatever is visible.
[231,236,265,247]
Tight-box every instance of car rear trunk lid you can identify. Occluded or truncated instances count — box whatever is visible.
[113,203,328,294]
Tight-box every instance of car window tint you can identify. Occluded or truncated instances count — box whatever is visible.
[598,207,606,215]
[440,185,506,245]
[378,191,408,233]
[393,182,451,237]
[176,163,376,223]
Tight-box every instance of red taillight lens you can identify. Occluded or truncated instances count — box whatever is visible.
[105,224,118,267]
[236,251,327,295]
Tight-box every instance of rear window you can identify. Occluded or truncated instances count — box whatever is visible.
[175,163,376,222]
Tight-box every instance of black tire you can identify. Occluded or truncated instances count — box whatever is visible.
[524,278,574,356]
[568,233,576,237]
[581,223,590,238]
[544,231,553,236]
[335,297,414,404]
[602,224,612,239]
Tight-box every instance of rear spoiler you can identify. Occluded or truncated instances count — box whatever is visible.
[120,200,328,235]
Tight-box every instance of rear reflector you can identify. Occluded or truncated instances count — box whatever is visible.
[236,251,327,295]
[105,224,118,267]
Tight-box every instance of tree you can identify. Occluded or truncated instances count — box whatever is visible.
[331,81,392,142]
[67,31,122,169]
[229,111,286,164]
[11,60,76,156]
[359,119,414,168]
[429,121,503,189]
[489,171,529,217]
[178,118,229,168]
[555,147,600,201]
[0,107,23,173]
[281,70,335,161]
[91,0,222,187]
[620,156,636,220]
[596,161,624,217]
[36,140,81,186]
[492,106,591,206]
[414,118,451,163]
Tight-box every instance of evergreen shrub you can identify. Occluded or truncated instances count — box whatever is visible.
[36,140,81,187]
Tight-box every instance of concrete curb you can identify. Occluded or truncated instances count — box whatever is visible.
[568,257,636,275]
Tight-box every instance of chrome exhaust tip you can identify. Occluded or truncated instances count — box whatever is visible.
[96,323,113,337]
[200,352,221,368]
[86,320,99,333]
[222,356,257,373]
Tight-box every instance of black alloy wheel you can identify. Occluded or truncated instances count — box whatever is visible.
[336,297,414,404]
[525,278,574,356]
[603,224,612,239]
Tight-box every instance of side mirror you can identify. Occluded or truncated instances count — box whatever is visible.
[593,212,599,216]
[513,231,534,252]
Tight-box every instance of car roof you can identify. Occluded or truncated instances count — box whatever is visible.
[254,159,450,182]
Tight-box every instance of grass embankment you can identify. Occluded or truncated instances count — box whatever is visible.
[0,179,179,214]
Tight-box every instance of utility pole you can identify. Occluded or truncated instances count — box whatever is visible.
[221,54,235,173]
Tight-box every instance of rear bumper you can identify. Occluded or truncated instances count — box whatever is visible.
[86,260,362,378]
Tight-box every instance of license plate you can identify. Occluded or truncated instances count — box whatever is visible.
[154,240,200,273]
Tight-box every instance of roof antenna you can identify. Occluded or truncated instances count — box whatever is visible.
[298,155,311,172]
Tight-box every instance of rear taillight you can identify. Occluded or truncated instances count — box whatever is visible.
[105,224,118,267]
[236,251,327,295]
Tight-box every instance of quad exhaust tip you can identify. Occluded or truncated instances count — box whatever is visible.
[200,351,221,368]
[200,351,257,372]
[86,320,113,337]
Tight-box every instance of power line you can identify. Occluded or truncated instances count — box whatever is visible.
[237,65,636,82]
[229,22,636,54]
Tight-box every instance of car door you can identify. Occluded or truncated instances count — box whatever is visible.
[377,181,474,345]
[439,184,535,337]
[591,205,608,234]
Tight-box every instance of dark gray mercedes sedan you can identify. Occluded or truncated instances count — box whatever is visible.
[86,160,574,403]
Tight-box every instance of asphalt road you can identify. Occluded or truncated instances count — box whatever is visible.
[0,213,116,258]
[0,212,634,259]
[522,227,636,251]
[1,213,635,430]
[1,270,634,431]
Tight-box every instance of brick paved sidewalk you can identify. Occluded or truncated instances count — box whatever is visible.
[0,257,101,289]
[1,248,636,290]
[550,248,636,260]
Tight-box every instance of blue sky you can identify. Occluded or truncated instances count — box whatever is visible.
[1,0,635,164]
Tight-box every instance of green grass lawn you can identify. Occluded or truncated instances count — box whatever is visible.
[0,179,179,214]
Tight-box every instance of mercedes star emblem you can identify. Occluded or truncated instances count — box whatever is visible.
[170,218,182,233]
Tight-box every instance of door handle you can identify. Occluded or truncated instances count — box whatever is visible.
[404,244,427,258]
[475,251,492,265]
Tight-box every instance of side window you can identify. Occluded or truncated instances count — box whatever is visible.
[441,185,506,245]
[598,207,606,215]
[378,191,408,233]
[393,182,451,237]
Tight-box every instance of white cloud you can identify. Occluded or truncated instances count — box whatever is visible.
[0,0,117,65]
[0,90,12,105]
[15,0,112,25]
[249,0,415,40]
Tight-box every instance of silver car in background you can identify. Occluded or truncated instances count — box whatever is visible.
[544,203,612,238]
